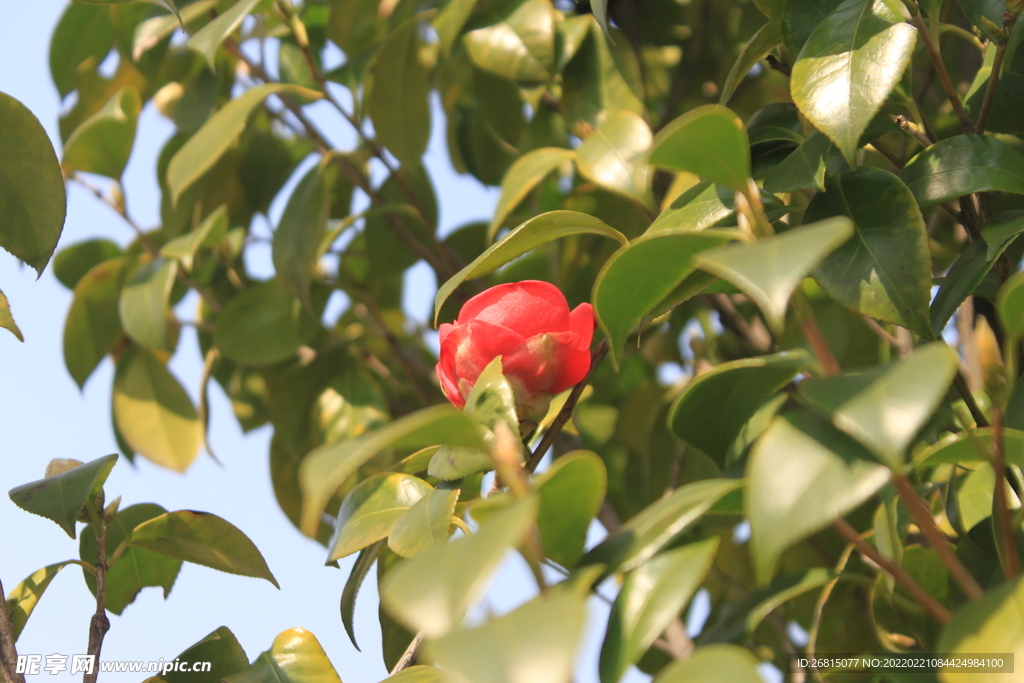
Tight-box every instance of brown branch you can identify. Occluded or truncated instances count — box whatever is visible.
[706,294,772,353]
[909,10,975,134]
[954,370,990,428]
[891,473,984,600]
[0,578,26,683]
[389,632,424,675]
[526,340,609,472]
[764,54,791,78]
[83,521,110,683]
[894,114,935,147]
[977,12,1017,134]
[793,291,841,376]
[831,518,952,624]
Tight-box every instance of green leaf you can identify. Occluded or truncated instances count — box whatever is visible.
[161,204,229,266]
[274,161,333,303]
[328,0,386,58]
[424,583,587,683]
[805,167,933,338]
[434,210,627,323]
[112,347,202,473]
[213,279,315,366]
[434,0,477,55]
[915,427,1024,467]
[7,454,117,539]
[0,289,23,342]
[62,86,140,179]
[652,644,763,683]
[957,0,1009,41]
[981,212,1024,261]
[938,576,1024,682]
[53,239,123,290]
[299,405,485,537]
[49,2,114,98]
[380,495,538,638]
[128,509,278,587]
[790,0,916,164]
[328,473,433,561]
[720,19,784,105]
[119,256,178,350]
[582,478,742,574]
[930,239,1004,338]
[800,342,958,466]
[5,562,74,640]
[341,541,382,650]
[385,666,458,683]
[167,83,319,203]
[576,110,652,202]
[747,410,889,583]
[464,0,556,83]
[752,0,786,18]
[164,626,250,683]
[187,0,260,68]
[999,270,1024,344]
[0,92,67,274]
[489,147,575,240]
[647,181,783,233]
[695,217,855,333]
[599,537,720,683]
[532,451,606,568]
[64,256,130,388]
[368,16,431,166]
[650,105,751,192]
[79,503,182,615]
[74,0,182,24]
[762,130,833,193]
[591,0,611,37]
[900,134,1024,207]
[224,628,341,683]
[389,486,460,559]
[781,0,843,54]
[562,20,644,128]
[667,350,811,464]
[132,0,217,61]
[594,228,736,365]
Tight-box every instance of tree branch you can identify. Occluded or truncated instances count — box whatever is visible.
[976,12,1017,134]
[954,370,990,428]
[992,410,1020,579]
[0,578,26,683]
[83,520,110,683]
[389,632,424,675]
[909,9,975,134]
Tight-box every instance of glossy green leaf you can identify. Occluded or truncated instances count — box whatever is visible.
[63,257,129,388]
[62,86,140,179]
[187,0,259,68]
[695,217,854,333]
[981,212,1024,261]
[599,537,720,683]
[930,239,1002,338]
[224,628,341,683]
[112,347,202,473]
[274,162,333,303]
[300,405,485,537]
[167,83,319,203]
[161,205,229,265]
[368,17,431,166]
[0,289,23,342]
[380,495,538,638]
[53,239,123,290]
[999,270,1024,343]
[465,0,556,83]
[434,210,627,323]
[49,2,114,98]
[901,134,1024,207]
[805,167,933,338]
[132,0,217,61]
[128,510,278,587]
[341,541,382,650]
[388,486,460,559]
[790,0,916,164]
[328,0,386,59]
[957,0,1009,41]
[576,110,652,201]
[782,0,843,53]
[652,644,764,683]
[119,256,177,350]
[937,577,1024,683]
[800,343,958,466]
[5,562,74,640]
[7,454,117,539]
[213,279,314,366]
[164,626,250,683]
[0,92,67,274]
[425,583,586,683]
[434,0,477,54]
[79,503,182,615]
[916,427,1024,467]
[594,228,736,365]
[532,451,606,568]
[591,0,610,37]
[489,147,575,240]
[650,105,751,191]
[720,19,784,105]
[328,473,433,561]
[748,410,889,583]
[384,666,457,683]
[668,350,811,464]
[762,130,833,193]
[561,20,644,128]
[582,478,743,574]
[648,181,783,233]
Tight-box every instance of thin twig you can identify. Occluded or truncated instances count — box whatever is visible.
[764,54,791,78]
[891,473,985,600]
[389,632,425,675]
[526,340,609,472]
[977,12,1017,134]
[894,114,934,147]
[992,409,1020,579]
[793,291,841,376]
[831,518,952,624]
[705,294,772,353]
[954,370,990,428]
[0,578,26,683]
[909,9,975,134]
[807,542,856,683]
[83,521,110,683]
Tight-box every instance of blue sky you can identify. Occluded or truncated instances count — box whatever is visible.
[0,3,648,682]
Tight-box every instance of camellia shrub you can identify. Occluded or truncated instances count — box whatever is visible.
[4,0,1024,681]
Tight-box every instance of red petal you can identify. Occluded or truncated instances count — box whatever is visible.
[569,302,595,347]
[502,331,591,395]
[438,322,455,346]
[457,281,571,339]
[438,319,526,402]
[436,360,465,409]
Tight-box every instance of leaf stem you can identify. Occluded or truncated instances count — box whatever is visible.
[976,13,1016,134]
[954,370,990,427]
[83,520,110,683]
[909,9,976,134]
[0,578,26,683]
[792,290,841,376]
[831,518,952,624]
[891,473,985,600]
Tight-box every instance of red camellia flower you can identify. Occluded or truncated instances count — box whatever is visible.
[436,280,595,428]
